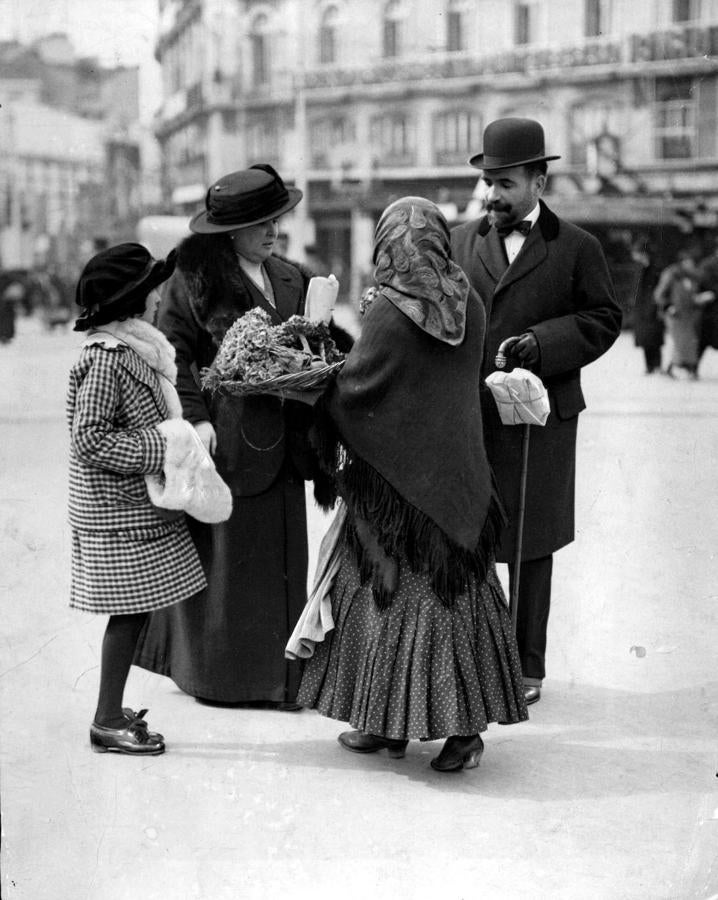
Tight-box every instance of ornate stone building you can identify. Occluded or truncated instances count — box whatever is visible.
[154,0,718,299]
[0,34,144,272]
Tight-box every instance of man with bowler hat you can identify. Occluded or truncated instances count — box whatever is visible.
[452,118,622,705]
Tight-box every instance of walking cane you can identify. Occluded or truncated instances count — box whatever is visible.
[488,341,550,633]
[510,422,531,632]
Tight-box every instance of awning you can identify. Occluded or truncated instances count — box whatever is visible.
[548,195,684,228]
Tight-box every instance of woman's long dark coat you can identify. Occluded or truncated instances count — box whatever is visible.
[134,237,317,702]
[451,201,622,562]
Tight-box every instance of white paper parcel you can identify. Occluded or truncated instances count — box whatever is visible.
[485,368,550,427]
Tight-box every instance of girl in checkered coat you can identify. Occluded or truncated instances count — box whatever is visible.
[68,243,207,755]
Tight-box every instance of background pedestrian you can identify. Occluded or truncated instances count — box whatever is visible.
[695,237,718,375]
[630,239,664,374]
[653,247,703,380]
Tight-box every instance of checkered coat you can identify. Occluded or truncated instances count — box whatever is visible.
[67,342,206,614]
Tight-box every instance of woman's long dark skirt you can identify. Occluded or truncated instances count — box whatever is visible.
[298,549,528,740]
[134,475,307,703]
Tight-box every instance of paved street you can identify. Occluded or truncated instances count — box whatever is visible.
[1,313,717,899]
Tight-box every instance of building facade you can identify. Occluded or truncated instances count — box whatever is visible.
[154,0,718,300]
[0,35,145,275]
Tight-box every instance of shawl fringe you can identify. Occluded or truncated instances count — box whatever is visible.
[338,450,506,609]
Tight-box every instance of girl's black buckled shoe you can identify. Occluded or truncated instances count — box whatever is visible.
[90,708,165,755]
[121,707,164,742]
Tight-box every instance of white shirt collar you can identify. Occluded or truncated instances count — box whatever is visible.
[237,254,276,308]
[502,203,540,264]
[524,203,541,228]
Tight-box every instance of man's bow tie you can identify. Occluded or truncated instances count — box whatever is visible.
[495,220,532,238]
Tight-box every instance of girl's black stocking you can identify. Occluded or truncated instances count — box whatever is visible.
[94,612,148,728]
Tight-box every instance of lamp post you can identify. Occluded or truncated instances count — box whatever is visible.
[1,108,25,269]
[293,66,311,254]
[287,1,313,263]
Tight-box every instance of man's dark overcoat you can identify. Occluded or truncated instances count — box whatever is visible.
[451,199,622,562]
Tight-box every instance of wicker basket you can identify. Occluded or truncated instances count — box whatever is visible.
[204,359,345,403]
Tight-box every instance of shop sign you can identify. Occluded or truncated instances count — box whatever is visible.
[304,39,623,89]
[304,25,718,92]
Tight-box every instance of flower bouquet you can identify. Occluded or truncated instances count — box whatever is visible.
[200,307,345,403]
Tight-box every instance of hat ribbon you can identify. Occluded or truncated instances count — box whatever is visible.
[206,180,290,225]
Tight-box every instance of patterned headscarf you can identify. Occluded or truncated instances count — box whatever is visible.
[373,196,468,345]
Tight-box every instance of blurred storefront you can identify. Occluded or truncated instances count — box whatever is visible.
[0,35,150,286]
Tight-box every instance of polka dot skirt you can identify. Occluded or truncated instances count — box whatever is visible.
[297,549,529,741]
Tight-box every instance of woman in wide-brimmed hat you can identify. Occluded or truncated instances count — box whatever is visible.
[134,164,350,708]
[68,242,207,755]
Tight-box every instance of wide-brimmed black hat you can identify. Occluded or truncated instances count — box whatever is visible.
[73,242,176,332]
[190,163,303,234]
[469,117,561,170]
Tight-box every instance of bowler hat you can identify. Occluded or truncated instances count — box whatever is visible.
[74,242,176,332]
[190,163,303,234]
[469,118,560,170]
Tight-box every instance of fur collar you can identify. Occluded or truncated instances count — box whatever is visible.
[173,233,312,343]
[85,319,183,419]
[88,318,177,384]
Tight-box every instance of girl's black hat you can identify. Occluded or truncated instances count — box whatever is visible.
[73,242,176,332]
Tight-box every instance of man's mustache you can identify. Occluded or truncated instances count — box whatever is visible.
[487,202,510,213]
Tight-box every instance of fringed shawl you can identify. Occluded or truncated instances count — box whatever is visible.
[322,276,504,609]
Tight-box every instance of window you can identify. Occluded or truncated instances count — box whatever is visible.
[672,0,700,22]
[371,113,415,165]
[569,101,622,165]
[447,0,466,52]
[585,0,612,37]
[246,116,280,166]
[433,110,481,165]
[319,6,339,64]
[514,1,538,46]
[309,116,356,167]
[250,14,270,86]
[654,77,695,159]
[383,0,405,58]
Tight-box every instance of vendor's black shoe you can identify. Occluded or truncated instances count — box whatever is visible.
[524,686,541,705]
[338,730,408,758]
[194,696,242,707]
[430,735,484,772]
[91,709,165,755]
[276,701,303,712]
